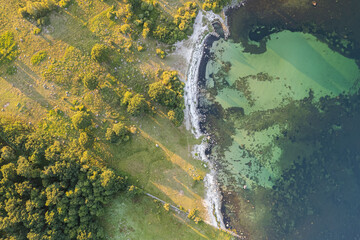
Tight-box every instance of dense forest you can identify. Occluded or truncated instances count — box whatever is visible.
[0,116,126,239]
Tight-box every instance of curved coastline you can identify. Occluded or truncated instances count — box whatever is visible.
[182,19,225,228]
[181,1,245,231]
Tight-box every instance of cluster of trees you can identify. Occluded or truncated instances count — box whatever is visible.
[107,1,198,44]
[152,2,198,44]
[19,0,72,19]
[18,0,72,26]
[148,71,185,126]
[0,117,126,239]
[202,0,230,12]
[0,31,18,66]
[173,2,198,32]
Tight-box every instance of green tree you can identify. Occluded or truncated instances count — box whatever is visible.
[127,94,148,115]
[72,112,92,130]
[91,44,109,63]
[120,24,131,35]
[1,146,16,163]
[148,81,177,107]
[78,132,94,149]
[0,31,18,65]
[83,74,98,90]
[105,122,130,143]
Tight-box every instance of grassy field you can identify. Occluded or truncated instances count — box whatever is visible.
[0,0,232,239]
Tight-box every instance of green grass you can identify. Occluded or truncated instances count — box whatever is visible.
[101,194,233,240]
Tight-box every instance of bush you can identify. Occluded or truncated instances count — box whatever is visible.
[21,0,57,19]
[148,81,176,107]
[202,0,230,12]
[127,94,148,115]
[72,111,92,130]
[187,208,202,224]
[78,132,94,148]
[0,118,126,239]
[34,27,42,35]
[58,0,72,8]
[91,43,109,63]
[120,24,131,35]
[105,122,130,143]
[163,203,170,211]
[36,16,50,26]
[122,91,148,115]
[18,7,29,18]
[156,48,166,59]
[83,74,98,90]
[31,50,47,65]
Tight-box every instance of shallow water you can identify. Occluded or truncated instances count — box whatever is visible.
[202,30,360,239]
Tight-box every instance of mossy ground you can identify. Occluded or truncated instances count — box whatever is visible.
[0,0,231,239]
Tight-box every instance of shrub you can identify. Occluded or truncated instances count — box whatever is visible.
[105,122,130,143]
[78,132,94,148]
[18,7,29,18]
[0,31,18,65]
[83,74,98,90]
[187,208,202,224]
[1,146,16,162]
[148,81,177,107]
[156,48,166,59]
[127,94,148,115]
[31,50,47,65]
[202,0,230,12]
[22,0,57,19]
[58,0,72,8]
[36,16,50,26]
[122,91,148,115]
[120,24,131,35]
[34,27,42,35]
[107,11,115,20]
[72,111,92,130]
[163,203,170,211]
[91,43,109,63]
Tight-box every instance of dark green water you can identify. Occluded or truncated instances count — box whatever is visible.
[202,2,360,238]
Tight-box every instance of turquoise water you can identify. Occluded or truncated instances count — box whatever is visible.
[203,31,360,238]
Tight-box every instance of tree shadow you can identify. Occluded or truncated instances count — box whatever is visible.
[48,10,100,53]
[5,61,53,109]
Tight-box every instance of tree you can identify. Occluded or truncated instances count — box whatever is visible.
[148,81,177,107]
[0,117,126,239]
[105,122,130,143]
[83,74,98,90]
[127,94,147,115]
[1,146,16,163]
[78,132,94,149]
[0,31,18,65]
[72,112,91,130]
[120,24,131,35]
[91,44,109,63]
